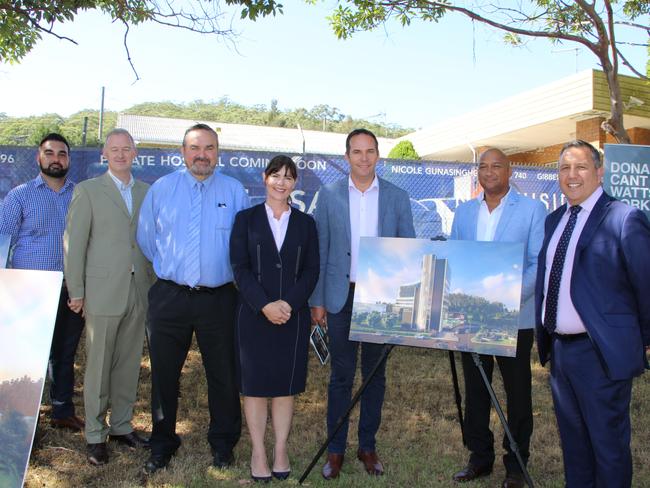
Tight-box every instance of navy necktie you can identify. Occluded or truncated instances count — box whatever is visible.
[544,205,582,333]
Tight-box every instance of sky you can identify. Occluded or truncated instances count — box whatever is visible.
[0,2,647,130]
[356,238,523,310]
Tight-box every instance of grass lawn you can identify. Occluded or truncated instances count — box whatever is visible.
[25,337,650,487]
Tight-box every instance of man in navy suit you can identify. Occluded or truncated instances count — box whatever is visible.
[310,128,415,480]
[535,140,650,488]
[450,148,546,488]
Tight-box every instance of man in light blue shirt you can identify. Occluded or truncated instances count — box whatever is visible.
[137,123,249,474]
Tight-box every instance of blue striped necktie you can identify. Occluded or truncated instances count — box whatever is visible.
[544,205,581,332]
[185,181,203,287]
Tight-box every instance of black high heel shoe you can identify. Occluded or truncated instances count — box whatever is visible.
[272,469,291,480]
[251,472,272,483]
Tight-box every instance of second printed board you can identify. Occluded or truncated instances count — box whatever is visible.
[350,237,524,357]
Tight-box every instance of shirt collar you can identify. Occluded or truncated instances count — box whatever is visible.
[566,185,603,216]
[108,169,134,190]
[265,202,291,221]
[34,173,74,192]
[477,187,512,206]
[184,168,214,188]
[348,174,379,193]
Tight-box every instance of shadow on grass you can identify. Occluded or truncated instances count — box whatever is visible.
[26,333,650,487]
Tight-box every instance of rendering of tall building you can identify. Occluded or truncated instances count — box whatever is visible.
[414,254,450,332]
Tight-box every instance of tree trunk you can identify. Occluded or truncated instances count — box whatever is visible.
[601,58,632,144]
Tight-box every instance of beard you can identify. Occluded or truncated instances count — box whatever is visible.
[188,157,215,177]
[40,162,69,178]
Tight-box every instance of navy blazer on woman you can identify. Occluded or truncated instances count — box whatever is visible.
[535,192,650,380]
[230,203,319,396]
[231,203,320,316]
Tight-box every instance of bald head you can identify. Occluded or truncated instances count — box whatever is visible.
[477,147,512,198]
[478,148,509,165]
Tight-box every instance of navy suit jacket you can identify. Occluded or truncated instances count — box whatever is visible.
[535,191,650,380]
[310,176,415,314]
[230,203,319,314]
[450,189,546,328]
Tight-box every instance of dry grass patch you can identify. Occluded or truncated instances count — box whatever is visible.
[25,335,650,487]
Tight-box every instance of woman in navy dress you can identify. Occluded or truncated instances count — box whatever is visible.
[230,155,319,482]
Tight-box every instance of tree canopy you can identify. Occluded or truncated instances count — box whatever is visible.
[0,0,282,78]
[388,140,420,160]
[0,99,410,147]
[325,0,650,143]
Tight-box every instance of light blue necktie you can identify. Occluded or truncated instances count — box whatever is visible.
[185,181,203,287]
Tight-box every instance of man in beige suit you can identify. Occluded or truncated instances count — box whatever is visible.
[64,128,154,465]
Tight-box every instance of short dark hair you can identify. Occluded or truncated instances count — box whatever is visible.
[39,133,70,153]
[559,139,602,168]
[183,123,219,147]
[265,155,297,180]
[345,128,378,155]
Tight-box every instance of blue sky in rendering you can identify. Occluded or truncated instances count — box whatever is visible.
[356,237,523,310]
[0,269,62,382]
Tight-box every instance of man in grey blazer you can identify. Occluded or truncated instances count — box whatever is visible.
[449,148,546,488]
[310,128,415,480]
[65,129,155,466]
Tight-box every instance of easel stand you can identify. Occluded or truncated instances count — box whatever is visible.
[470,352,535,488]
[299,344,394,484]
[448,351,466,446]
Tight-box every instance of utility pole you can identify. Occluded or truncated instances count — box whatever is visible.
[98,86,105,142]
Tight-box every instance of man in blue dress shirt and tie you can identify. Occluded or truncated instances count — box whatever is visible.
[535,140,650,487]
[137,123,249,474]
[0,133,85,432]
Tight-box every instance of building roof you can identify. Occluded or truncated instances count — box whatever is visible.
[117,114,398,156]
[117,70,650,162]
[399,70,650,162]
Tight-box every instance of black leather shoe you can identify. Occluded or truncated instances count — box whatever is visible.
[251,472,272,483]
[87,442,108,466]
[272,470,291,480]
[110,431,150,449]
[143,454,171,475]
[452,463,493,482]
[212,451,234,468]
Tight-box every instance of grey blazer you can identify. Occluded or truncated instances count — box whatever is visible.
[310,176,415,314]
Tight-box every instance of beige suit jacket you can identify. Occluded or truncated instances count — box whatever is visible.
[64,172,154,316]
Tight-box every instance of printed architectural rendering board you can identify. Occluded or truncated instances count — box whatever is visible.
[0,234,9,268]
[0,269,63,488]
[350,237,524,357]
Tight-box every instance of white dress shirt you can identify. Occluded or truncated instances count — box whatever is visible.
[543,186,603,334]
[107,169,135,215]
[349,176,379,282]
[476,188,510,242]
[265,203,291,251]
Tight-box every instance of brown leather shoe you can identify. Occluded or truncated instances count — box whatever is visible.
[87,442,108,466]
[51,415,85,431]
[357,449,384,476]
[321,453,344,480]
[452,463,492,482]
[502,471,525,488]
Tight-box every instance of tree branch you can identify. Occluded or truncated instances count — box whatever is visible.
[120,20,140,84]
[379,1,601,53]
[616,47,650,79]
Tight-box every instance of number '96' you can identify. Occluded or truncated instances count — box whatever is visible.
[0,154,15,163]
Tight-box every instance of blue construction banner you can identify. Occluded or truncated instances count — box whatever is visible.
[0,146,563,238]
[603,144,650,219]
